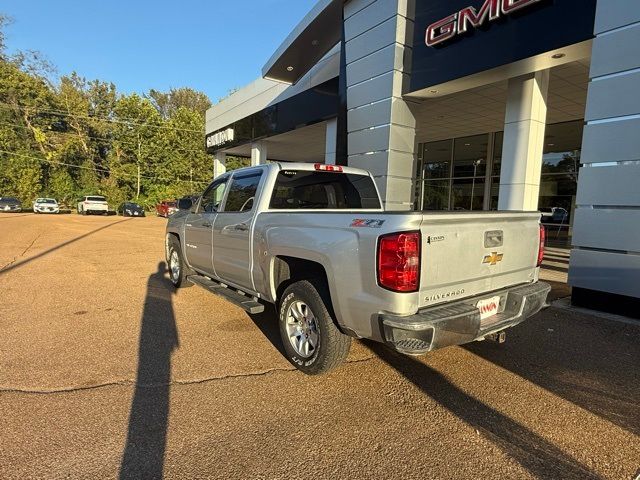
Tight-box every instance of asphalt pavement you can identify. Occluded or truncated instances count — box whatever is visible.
[0,213,638,479]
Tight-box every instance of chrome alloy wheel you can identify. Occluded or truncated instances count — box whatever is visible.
[169,250,180,283]
[286,301,319,358]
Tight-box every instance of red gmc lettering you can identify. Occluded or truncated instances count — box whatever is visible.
[458,0,500,34]
[426,14,458,47]
[425,0,543,47]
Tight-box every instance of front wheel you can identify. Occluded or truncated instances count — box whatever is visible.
[167,236,193,288]
[279,280,351,375]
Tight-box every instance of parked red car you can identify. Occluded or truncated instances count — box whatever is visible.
[156,200,177,218]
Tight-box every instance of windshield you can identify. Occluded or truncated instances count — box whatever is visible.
[270,170,381,210]
[37,198,57,204]
[87,196,106,202]
[0,197,19,203]
[126,203,141,208]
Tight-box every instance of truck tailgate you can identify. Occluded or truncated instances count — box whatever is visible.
[419,212,541,308]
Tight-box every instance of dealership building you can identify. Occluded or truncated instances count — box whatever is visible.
[205,0,640,316]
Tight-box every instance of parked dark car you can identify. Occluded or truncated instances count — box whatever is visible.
[117,202,145,217]
[0,197,22,213]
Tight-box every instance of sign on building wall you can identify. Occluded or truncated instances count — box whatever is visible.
[410,0,597,93]
[425,0,544,47]
[206,128,235,149]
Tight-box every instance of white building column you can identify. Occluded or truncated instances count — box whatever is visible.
[213,151,226,178]
[325,118,337,165]
[251,141,268,166]
[498,70,549,211]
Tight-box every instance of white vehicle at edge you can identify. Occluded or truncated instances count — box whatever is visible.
[33,198,60,214]
[77,195,109,215]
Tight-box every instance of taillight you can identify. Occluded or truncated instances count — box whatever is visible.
[314,163,343,172]
[377,232,421,292]
[537,224,546,267]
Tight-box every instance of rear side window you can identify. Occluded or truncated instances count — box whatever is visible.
[269,170,381,210]
[224,172,263,213]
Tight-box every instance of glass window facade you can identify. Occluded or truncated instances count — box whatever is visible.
[419,120,582,211]
[417,120,584,244]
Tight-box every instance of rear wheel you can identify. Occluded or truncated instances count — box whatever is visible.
[278,280,351,375]
[167,236,193,288]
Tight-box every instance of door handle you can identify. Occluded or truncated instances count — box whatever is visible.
[235,224,249,231]
[202,222,212,228]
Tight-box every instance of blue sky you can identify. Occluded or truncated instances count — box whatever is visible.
[3,0,316,102]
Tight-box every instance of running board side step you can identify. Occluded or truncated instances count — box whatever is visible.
[186,275,264,314]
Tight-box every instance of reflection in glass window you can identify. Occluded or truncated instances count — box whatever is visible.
[423,180,450,211]
[492,131,504,180]
[224,172,263,213]
[423,139,452,179]
[453,135,488,178]
[452,178,486,211]
[199,179,228,213]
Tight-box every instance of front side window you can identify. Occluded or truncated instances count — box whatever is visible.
[270,170,381,210]
[198,178,228,213]
[224,171,263,213]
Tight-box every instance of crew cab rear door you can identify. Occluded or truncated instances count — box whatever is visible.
[184,175,229,276]
[212,169,264,291]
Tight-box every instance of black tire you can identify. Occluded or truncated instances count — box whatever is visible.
[167,236,193,288]
[278,280,351,375]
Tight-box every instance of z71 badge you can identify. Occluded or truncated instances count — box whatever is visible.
[351,219,385,228]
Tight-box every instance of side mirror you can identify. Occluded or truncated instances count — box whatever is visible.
[178,198,193,211]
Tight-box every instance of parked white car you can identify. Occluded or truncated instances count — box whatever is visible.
[77,196,109,215]
[33,198,60,214]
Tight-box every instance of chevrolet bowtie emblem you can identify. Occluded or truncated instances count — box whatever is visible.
[483,252,504,266]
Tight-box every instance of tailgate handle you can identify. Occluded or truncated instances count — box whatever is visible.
[485,230,503,248]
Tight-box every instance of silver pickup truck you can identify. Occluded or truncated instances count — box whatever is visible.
[166,163,550,375]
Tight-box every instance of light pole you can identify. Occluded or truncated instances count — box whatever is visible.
[470,158,483,210]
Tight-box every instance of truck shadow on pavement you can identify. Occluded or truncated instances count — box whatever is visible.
[464,311,640,437]
[366,341,602,480]
[248,304,287,357]
[247,307,609,479]
[119,262,178,479]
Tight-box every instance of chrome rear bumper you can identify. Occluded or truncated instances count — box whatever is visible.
[380,282,551,355]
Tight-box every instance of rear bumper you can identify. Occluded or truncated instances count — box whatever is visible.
[380,282,551,355]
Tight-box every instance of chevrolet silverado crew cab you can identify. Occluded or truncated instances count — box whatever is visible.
[166,163,550,375]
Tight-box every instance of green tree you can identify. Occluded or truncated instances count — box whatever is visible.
[0,14,213,209]
[148,87,211,118]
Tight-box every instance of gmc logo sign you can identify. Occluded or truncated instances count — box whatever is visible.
[426,0,543,47]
